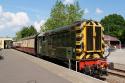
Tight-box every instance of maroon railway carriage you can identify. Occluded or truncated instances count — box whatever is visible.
[13,35,37,56]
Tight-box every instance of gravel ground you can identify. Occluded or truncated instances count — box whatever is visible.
[107,49,125,64]
[106,49,125,83]
[106,74,125,83]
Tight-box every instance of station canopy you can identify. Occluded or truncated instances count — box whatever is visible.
[104,35,120,42]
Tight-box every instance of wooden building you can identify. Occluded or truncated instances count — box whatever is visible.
[104,35,121,49]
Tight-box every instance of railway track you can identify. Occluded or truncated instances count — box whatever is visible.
[106,63,125,83]
[108,63,125,77]
[108,68,125,78]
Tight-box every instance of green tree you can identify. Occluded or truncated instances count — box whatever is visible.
[15,31,22,40]
[43,0,66,31]
[28,25,37,36]
[21,27,29,38]
[15,25,37,40]
[119,29,125,43]
[66,2,83,25]
[41,0,83,31]
[100,14,125,43]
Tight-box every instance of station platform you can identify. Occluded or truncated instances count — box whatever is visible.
[108,49,125,65]
[0,49,106,83]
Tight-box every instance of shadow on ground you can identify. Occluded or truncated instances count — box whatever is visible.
[0,56,4,60]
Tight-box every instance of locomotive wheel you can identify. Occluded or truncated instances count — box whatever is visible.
[84,66,91,75]
[108,62,114,69]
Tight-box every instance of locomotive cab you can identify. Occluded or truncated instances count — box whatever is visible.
[75,20,108,76]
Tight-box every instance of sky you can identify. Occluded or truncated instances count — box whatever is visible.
[0,0,125,37]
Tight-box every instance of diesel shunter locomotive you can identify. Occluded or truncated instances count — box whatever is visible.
[13,20,108,76]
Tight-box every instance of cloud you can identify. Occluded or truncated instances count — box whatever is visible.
[63,0,74,5]
[0,5,2,13]
[34,20,45,32]
[84,8,89,14]
[96,8,103,14]
[0,5,29,30]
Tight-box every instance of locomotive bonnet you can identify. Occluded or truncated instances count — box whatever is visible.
[37,20,105,60]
